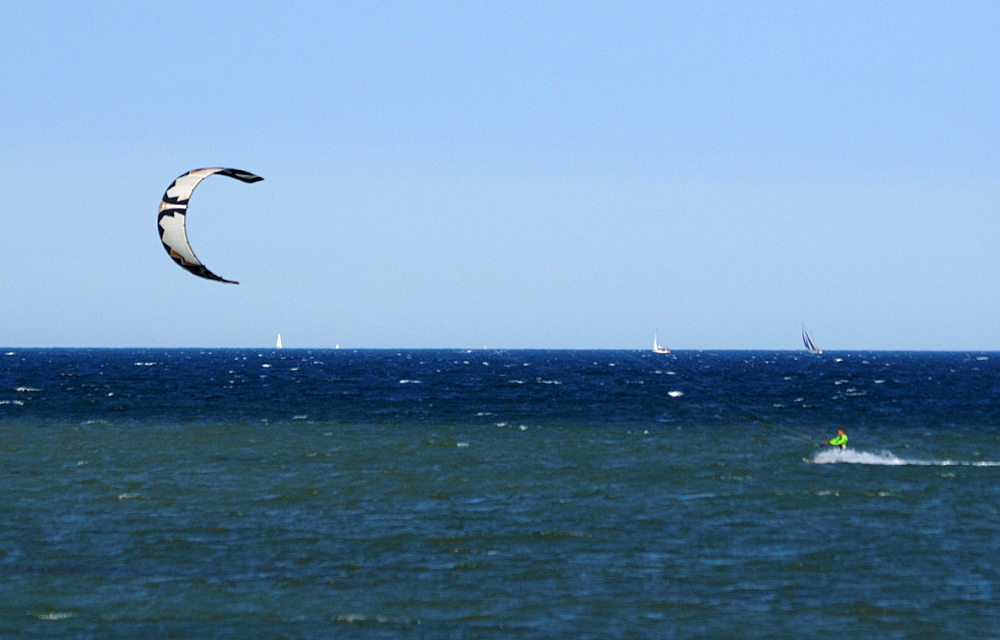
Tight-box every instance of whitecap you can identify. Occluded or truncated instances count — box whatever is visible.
[456,442,469,447]
[134,362,157,366]
[292,415,309,420]
[261,364,271,368]
[398,379,422,384]
[668,390,684,398]
[117,493,145,500]
[32,612,75,620]
[15,387,39,392]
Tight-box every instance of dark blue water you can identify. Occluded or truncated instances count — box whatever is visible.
[2,349,1000,638]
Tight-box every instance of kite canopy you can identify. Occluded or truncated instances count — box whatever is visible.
[157,168,263,284]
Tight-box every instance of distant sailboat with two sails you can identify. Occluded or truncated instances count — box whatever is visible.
[801,325,822,354]
[653,332,670,354]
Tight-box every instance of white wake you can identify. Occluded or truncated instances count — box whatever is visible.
[811,448,1000,467]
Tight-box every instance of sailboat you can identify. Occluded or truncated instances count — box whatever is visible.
[801,325,821,354]
[276,334,283,349]
[653,332,670,354]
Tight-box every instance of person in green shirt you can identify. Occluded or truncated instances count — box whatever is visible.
[828,429,848,449]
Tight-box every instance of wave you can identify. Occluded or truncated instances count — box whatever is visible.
[30,612,75,621]
[811,448,1000,467]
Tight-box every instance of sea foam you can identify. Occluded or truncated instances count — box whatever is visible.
[812,448,1000,466]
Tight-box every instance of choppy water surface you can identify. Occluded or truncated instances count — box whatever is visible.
[2,349,1000,638]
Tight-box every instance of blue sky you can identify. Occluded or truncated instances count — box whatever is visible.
[2,1,999,349]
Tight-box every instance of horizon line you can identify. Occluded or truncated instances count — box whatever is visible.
[3,346,999,353]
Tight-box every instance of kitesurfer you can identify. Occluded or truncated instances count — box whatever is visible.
[827,428,848,450]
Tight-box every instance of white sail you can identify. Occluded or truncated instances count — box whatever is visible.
[276,334,282,349]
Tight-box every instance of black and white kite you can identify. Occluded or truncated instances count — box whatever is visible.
[157,167,263,284]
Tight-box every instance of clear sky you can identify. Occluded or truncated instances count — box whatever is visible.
[2,1,999,349]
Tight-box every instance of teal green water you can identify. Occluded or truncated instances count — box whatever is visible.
[2,350,999,638]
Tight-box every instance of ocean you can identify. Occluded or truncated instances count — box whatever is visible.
[2,349,999,638]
